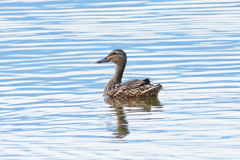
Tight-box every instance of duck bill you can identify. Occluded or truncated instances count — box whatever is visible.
[95,57,109,64]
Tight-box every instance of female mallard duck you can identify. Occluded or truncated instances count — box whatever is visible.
[96,49,162,98]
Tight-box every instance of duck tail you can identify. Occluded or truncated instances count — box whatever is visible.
[141,84,163,97]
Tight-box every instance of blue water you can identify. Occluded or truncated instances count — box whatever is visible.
[1,0,240,159]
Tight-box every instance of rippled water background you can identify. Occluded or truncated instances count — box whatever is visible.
[1,0,240,159]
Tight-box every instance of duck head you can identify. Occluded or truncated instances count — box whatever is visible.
[96,49,127,64]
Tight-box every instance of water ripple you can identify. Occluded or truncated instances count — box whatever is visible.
[1,0,240,159]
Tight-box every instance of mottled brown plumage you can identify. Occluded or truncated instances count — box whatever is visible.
[96,49,162,98]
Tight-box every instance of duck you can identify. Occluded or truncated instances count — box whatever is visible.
[96,49,162,98]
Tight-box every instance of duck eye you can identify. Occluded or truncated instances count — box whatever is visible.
[110,52,116,55]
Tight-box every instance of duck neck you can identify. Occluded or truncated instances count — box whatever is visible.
[105,61,126,91]
[112,62,126,84]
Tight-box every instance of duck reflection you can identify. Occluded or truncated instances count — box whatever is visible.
[105,97,163,138]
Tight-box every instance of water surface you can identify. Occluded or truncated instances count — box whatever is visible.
[1,0,240,159]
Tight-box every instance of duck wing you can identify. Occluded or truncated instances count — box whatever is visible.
[121,78,150,89]
[106,78,162,97]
